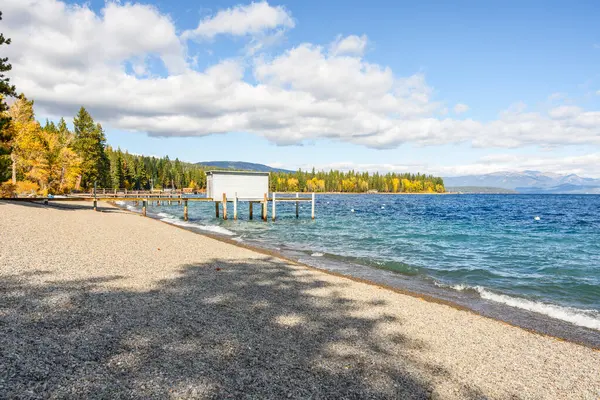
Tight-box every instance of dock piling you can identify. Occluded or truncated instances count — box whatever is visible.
[249,202,253,220]
[272,192,276,221]
[215,202,219,218]
[262,193,267,221]
[184,199,188,221]
[234,193,238,220]
[222,193,228,220]
[142,199,147,216]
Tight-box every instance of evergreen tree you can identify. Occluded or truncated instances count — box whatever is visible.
[0,12,17,182]
[72,107,109,189]
[110,149,124,189]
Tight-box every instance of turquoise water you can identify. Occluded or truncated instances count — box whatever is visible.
[122,194,600,331]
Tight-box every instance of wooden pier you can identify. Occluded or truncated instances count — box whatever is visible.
[3,171,316,222]
[1,192,316,222]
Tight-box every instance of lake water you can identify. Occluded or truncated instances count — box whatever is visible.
[119,194,600,342]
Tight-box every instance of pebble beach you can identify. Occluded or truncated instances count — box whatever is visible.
[1,200,599,399]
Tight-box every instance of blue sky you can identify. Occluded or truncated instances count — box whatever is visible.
[5,0,600,176]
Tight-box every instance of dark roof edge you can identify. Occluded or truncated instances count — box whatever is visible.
[206,170,270,176]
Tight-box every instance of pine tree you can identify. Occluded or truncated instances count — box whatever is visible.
[72,107,109,189]
[110,149,124,189]
[0,12,17,182]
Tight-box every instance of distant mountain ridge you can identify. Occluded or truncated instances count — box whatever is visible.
[446,186,517,194]
[196,161,294,173]
[444,171,600,194]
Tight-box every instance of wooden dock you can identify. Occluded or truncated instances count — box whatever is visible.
[1,192,316,222]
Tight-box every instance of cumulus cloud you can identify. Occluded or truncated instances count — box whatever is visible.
[3,0,600,151]
[329,34,368,56]
[181,1,294,40]
[453,103,469,114]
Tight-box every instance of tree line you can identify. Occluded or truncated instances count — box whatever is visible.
[269,170,445,193]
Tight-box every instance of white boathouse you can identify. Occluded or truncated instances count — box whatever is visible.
[206,170,269,200]
[205,170,315,221]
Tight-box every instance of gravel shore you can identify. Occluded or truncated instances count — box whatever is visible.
[1,200,599,399]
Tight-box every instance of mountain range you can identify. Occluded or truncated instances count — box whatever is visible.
[196,161,294,173]
[444,171,600,194]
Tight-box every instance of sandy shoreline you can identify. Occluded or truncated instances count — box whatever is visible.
[120,200,600,349]
[1,200,599,399]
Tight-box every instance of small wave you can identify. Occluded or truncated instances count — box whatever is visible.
[232,237,244,242]
[159,217,235,236]
[435,282,600,330]
[115,201,137,212]
[157,212,170,218]
[434,282,472,292]
[311,252,324,257]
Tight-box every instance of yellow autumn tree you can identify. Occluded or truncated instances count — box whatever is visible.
[341,178,356,192]
[8,95,81,194]
[287,177,299,192]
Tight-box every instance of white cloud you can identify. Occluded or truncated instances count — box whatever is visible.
[547,105,582,119]
[3,0,600,152]
[453,103,469,114]
[329,34,368,56]
[3,0,187,74]
[436,153,600,178]
[181,1,294,40]
[299,152,600,179]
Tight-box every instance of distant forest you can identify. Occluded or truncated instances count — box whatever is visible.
[1,96,445,196]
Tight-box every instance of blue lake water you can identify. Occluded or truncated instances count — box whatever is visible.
[121,194,600,333]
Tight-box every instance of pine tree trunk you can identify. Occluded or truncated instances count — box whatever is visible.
[11,153,16,184]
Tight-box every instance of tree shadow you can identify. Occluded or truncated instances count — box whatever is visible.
[0,257,474,399]
[0,199,127,213]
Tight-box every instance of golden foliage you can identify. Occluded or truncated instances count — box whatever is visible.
[0,181,16,197]
[286,177,299,191]
[7,96,82,194]
[15,180,40,196]
[187,180,200,190]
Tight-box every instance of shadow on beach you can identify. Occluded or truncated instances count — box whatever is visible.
[0,199,127,213]
[0,256,485,399]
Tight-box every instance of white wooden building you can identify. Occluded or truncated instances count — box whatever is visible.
[206,170,269,200]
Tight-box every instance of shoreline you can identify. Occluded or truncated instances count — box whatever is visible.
[111,200,600,350]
